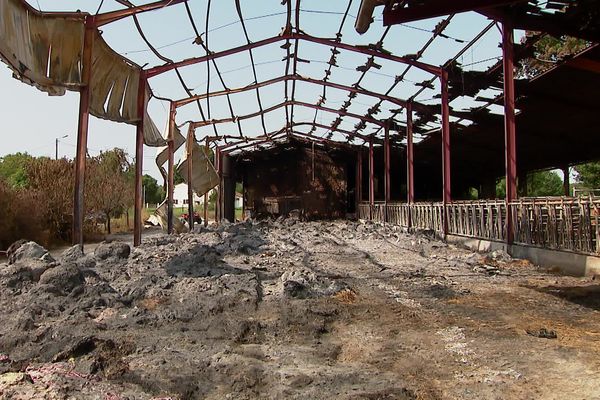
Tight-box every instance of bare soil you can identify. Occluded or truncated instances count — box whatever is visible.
[1,219,599,399]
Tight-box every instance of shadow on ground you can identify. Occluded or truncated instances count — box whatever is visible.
[163,243,247,278]
[533,284,600,311]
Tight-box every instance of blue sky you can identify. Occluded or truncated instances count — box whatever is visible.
[1,1,512,181]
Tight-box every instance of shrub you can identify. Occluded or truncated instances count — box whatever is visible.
[0,179,47,249]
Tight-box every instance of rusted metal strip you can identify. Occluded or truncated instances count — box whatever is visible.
[94,0,187,27]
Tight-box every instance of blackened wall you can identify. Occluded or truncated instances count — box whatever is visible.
[237,141,352,219]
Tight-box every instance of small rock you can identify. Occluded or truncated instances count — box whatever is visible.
[283,280,310,299]
[6,239,27,264]
[94,242,131,260]
[60,245,85,263]
[8,241,54,265]
[2,264,34,288]
[39,263,84,295]
[490,249,512,263]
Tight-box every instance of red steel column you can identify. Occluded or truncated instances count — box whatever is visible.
[369,138,375,219]
[215,147,221,224]
[384,123,391,204]
[356,150,362,209]
[167,102,176,234]
[503,21,517,244]
[186,126,195,231]
[406,102,414,229]
[134,72,147,247]
[73,18,94,247]
[384,123,391,222]
[441,69,451,235]
[406,102,414,204]
[204,137,209,226]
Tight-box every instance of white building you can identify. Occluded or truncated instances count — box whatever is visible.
[235,192,243,209]
[173,183,213,208]
[172,183,243,209]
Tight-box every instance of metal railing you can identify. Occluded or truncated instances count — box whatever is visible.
[446,200,506,241]
[510,197,600,254]
[357,197,600,256]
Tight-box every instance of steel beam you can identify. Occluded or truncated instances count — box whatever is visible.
[94,0,187,26]
[191,100,383,131]
[220,130,288,154]
[167,102,176,234]
[291,122,375,144]
[145,33,441,79]
[133,73,146,247]
[503,21,517,244]
[186,125,195,231]
[174,72,427,112]
[441,70,451,236]
[72,18,94,248]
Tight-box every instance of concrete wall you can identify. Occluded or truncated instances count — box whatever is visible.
[447,234,600,277]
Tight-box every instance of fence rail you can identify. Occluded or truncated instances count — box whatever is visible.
[357,197,600,256]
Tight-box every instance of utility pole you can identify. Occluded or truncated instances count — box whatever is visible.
[55,134,68,160]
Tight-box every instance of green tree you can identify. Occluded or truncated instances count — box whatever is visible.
[520,33,589,77]
[87,148,133,234]
[143,174,164,204]
[26,157,74,241]
[497,170,563,198]
[0,152,33,188]
[527,170,563,197]
[574,162,600,190]
[174,167,185,185]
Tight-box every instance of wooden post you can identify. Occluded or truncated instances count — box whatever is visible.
[503,20,517,244]
[134,72,147,247]
[186,125,195,231]
[441,69,451,235]
[167,102,176,234]
[72,18,94,247]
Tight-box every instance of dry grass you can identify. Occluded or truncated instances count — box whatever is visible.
[333,288,359,304]
[137,297,169,311]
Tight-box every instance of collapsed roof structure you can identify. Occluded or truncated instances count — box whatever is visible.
[0,0,598,252]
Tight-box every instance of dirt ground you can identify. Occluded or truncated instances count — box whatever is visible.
[1,219,599,399]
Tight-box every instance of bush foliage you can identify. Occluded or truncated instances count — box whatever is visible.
[0,148,138,248]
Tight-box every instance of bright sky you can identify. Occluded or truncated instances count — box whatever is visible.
[0,1,514,181]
